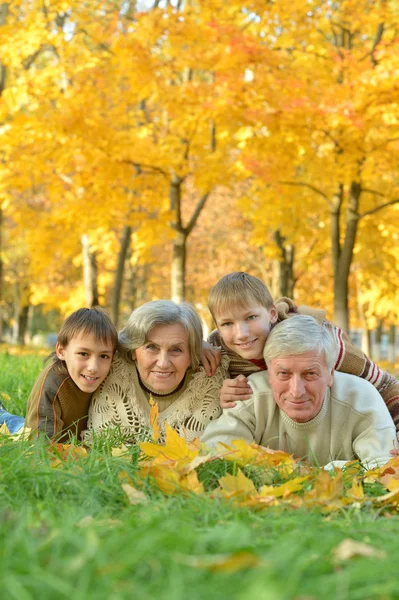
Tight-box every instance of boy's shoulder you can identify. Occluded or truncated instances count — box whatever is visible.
[32,361,71,395]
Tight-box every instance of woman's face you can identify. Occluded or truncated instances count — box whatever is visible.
[133,323,191,393]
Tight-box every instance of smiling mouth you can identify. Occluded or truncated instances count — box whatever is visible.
[82,375,99,382]
[235,339,258,348]
[151,371,173,378]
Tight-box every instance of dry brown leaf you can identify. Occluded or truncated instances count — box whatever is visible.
[333,538,386,562]
[121,483,148,505]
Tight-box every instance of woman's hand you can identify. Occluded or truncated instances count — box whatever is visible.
[201,341,222,376]
[220,375,252,409]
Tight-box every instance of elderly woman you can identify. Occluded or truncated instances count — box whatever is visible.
[87,300,229,441]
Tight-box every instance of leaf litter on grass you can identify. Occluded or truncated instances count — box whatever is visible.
[3,404,399,517]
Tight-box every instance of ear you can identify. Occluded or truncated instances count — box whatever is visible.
[327,369,334,388]
[55,342,65,360]
[270,306,278,324]
[131,350,136,361]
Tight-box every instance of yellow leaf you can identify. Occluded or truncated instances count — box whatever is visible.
[218,469,256,498]
[149,395,161,442]
[304,469,343,505]
[348,477,364,501]
[140,423,198,463]
[259,476,309,498]
[175,551,263,572]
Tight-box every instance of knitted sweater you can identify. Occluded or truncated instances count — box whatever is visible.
[201,371,398,468]
[87,355,230,442]
[25,362,92,442]
[208,297,399,429]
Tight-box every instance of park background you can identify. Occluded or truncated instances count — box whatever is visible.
[2,3,399,599]
[1,0,398,362]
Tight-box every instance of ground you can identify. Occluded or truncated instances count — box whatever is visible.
[1,349,399,600]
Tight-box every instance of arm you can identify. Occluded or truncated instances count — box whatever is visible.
[353,423,397,469]
[201,340,222,376]
[25,368,65,438]
[220,375,253,409]
[324,319,399,430]
[200,402,257,448]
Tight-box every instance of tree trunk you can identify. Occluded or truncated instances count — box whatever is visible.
[273,230,295,297]
[331,181,361,332]
[374,319,383,362]
[0,206,3,342]
[171,230,186,303]
[111,225,132,327]
[11,280,20,343]
[388,324,396,364]
[81,234,99,307]
[17,304,29,346]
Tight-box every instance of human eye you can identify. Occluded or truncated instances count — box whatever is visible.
[145,343,157,351]
[77,351,89,357]
[100,353,111,360]
[277,370,290,379]
[220,321,232,327]
[246,314,258,321]
[305,371,318,380]
[170,346,183,354]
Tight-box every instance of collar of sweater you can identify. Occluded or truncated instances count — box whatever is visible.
[137,372,187,398]
[279,389,330,430]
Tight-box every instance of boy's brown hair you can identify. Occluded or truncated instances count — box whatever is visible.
[49,307,118,373]
[208,272,275,321]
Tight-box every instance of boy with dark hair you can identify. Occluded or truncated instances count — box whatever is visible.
[208,272,399,431]
[0,307,117,441]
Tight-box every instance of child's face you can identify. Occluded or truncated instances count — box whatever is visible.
[56,332,114,393]
[215,302,278,360]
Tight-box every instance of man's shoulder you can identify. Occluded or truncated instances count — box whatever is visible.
[332,371,380,394]
[246,370,273,395]
[331,371,383,410]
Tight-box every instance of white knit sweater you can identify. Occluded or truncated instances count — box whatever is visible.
[87,354,229,442]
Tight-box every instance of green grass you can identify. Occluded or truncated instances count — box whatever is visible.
[1,351,399,600]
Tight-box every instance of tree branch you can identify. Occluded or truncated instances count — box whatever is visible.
[361,188,386,198]
[185,192,210,236]
[359,199,399,219]
[121,160,168,177]
[279,181,329,201]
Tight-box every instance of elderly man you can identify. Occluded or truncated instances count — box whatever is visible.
[202,315,397,468]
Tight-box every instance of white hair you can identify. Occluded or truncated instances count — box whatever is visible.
[263,315,338,370]
[118,300,203,370]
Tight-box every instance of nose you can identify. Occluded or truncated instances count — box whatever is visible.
[87,356,99,373]
[289,375,305,398]
[235,321,249,340]
[157,350,170,369]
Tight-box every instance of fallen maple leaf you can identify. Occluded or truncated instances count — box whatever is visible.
[140,423,199,463]
[304,469,343,506]
[217,468,256,498]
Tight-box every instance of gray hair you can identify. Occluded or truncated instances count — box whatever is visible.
[263,315,338,370]
[118,300,203,370]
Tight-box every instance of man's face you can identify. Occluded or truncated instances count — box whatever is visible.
[215,302,278,360]
[56,332,114,393]
[268,351,334,422]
